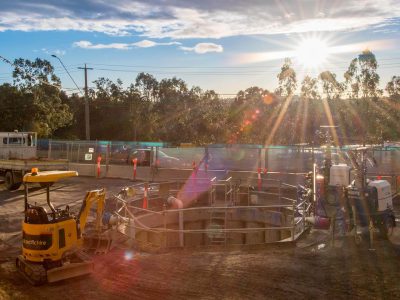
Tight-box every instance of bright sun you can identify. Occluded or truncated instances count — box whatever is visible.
[296,38,329,68]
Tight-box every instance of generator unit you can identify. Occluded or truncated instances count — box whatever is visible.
[329,164,351,187]
[347,179,395,237]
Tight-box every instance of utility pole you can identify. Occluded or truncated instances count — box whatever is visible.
[78,64,93,140]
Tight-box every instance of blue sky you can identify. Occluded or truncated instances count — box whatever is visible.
[0,0,399,96]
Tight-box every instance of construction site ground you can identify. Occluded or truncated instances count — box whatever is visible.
[1,177,400,300]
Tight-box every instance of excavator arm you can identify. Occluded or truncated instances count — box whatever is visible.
[77,189,106,234]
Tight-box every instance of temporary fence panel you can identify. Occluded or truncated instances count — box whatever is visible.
[156,147,205,169]
[42,139,400,175]
[208,147,261,171]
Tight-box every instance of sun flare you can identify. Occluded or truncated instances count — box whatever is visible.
[296,38,329,68]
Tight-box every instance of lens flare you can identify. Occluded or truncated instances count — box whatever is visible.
[124,250,134,261]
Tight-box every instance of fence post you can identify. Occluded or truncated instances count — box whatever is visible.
[179,210,184,247]
[143,182,148,209]
[77,143,80,163]
[106,142,110,175]
[278,180,281,204]
[291,201,295,241]
[48,139,52,159]
[302,190,306,232]
[163,203,167,248]
[205,146,209,173]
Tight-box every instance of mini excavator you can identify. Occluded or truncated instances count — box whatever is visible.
[16,169,115,285]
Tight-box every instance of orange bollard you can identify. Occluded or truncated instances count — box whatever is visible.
[143,183,148,209]
[97,155,102,178]
[132,158,138,180]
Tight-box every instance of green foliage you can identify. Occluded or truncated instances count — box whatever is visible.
[0,59,72,137]
[275,58,297,97]
[301,76,319,101]
[0,84,34,131]
[386,76,400,100]
[319,71,343,100]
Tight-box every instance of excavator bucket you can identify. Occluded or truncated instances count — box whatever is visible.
[83,228,112,255]
[83,233,112,254]
[47,261,94,283]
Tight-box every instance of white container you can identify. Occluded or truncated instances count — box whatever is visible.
[329,164,351,187]
[368,180,392,212]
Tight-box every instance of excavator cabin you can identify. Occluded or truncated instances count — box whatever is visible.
[17,169,110,285]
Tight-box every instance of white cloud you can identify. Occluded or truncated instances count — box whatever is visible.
[54,49,66,56]
[0,0,399,39]
[73,39,181,50]
[73,40,130,50]
[132,40,181,48]
[180,43,223,54]
[41,47,66,56]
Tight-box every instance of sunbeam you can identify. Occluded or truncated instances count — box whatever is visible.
[264,95,294,146]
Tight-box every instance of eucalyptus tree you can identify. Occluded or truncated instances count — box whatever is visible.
[0,83,34,132]
[386,76,400,100]
[319,71,343,100]
[273,58,298,144]
[135,72,159,102]
[11,58,72,137]
[275,58,297,98]
[300,76,320,101]
[300,76,320,144]
[343,50,383,143]
[382,76,400,141]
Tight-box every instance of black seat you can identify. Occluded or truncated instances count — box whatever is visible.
[26,206,49,224]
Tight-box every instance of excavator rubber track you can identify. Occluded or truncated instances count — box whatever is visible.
[16,251,94,285]
[16,255,47,286]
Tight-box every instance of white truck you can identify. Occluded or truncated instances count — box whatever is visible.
[0,131,68,190]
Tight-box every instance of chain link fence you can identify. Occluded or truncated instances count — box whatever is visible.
[38,139,400,175]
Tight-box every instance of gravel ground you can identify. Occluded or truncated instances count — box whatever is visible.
[1,177,400,300]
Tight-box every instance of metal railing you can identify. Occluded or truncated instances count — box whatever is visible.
[109,179,312,250]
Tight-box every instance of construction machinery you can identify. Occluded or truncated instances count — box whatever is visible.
[345,147,396,240]
[310,139,396,244]
[16,169,114,285]
[0,131,68,190]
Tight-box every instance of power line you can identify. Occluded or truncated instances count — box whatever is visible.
[85,56,400,69]
[84,64,400,76]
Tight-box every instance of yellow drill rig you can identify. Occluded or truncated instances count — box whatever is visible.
[16,169,113,285]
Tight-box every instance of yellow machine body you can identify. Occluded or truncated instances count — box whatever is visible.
[17,170,108,285]
[22,218,81,263]
[23,170,79,183]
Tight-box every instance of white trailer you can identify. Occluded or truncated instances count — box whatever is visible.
[0,131,68,190]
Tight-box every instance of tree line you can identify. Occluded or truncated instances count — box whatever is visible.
[0,50,399,146]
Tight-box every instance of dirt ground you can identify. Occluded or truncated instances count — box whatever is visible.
[1,177,400,300]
